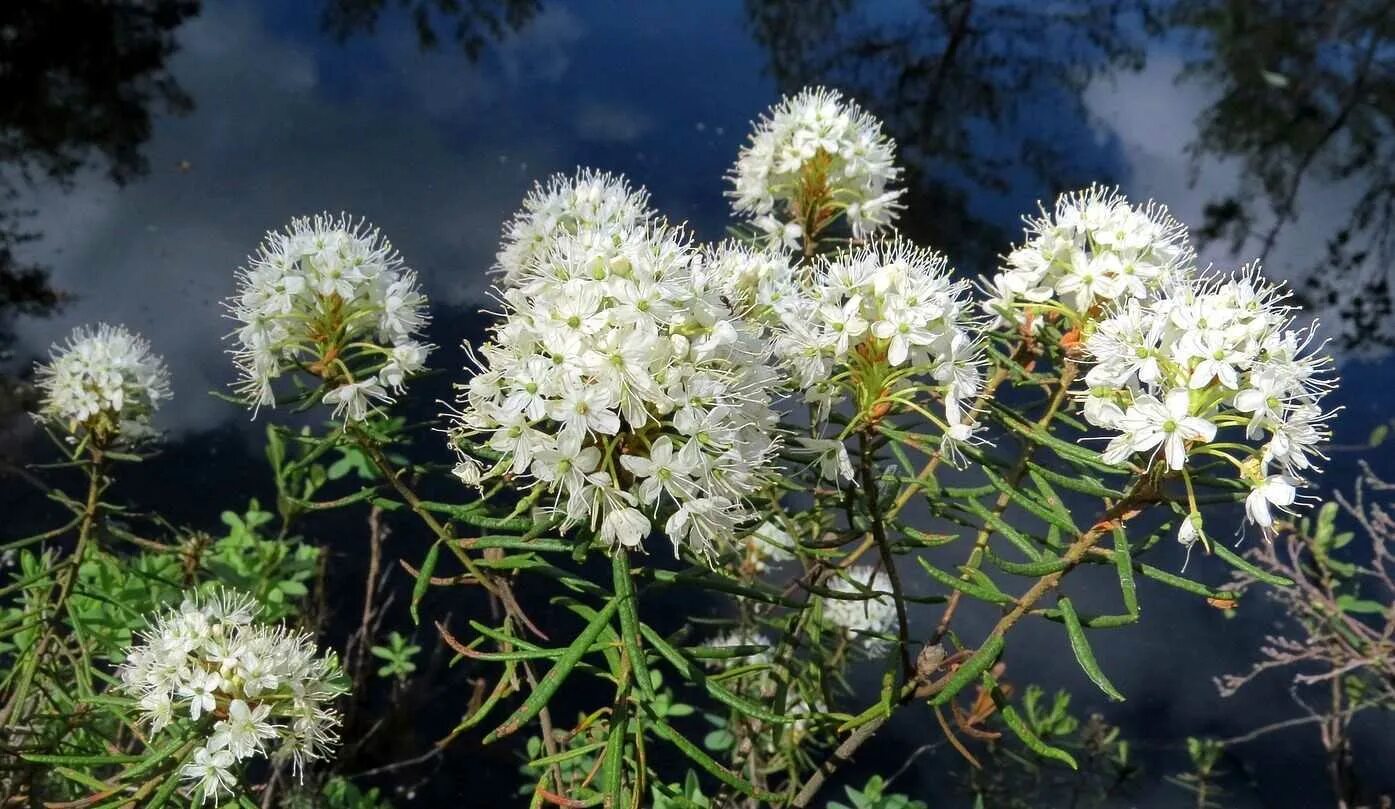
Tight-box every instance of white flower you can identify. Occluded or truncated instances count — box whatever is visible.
[209,699,278,760]
[1081,265,1338,539]
[226,214,432,422]
[821,566,897,655]
[792,437,855,483]
[182,746,237,804]
[180,669,222,721]
[772,238,986,466]
[986,186,1192,327]
[728,87,903,247]
[1104,390,1216,471]
[322,379,391,423]
[33,323,170,442]
[117,588,346,782]
[600,506,651,549]
[495,169,653,286]
[448,217,782,561]
[1245,474,1297,534]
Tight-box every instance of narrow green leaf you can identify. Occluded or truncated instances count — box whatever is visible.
[983,548,1069,577]
[21,752,143,766]
[1112,526,1139,618]
[1057,597,1125,702]
[1210,542,1293,587]
[916,558,1013,604]
[529,739,608,768]
[603,693,629,806]
[982,465,1079,535]
[953,497,1043,560]
[983,672,1078,769]
[612,554,656,701]
[638,623,792,725]
[1026,462,1124,499]
[647,569,802,607]
[411,541,441,625]
[931,635,1005,706]
[645,710,781,802]
[484,596,621,743]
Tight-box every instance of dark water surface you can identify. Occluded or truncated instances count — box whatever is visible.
[3,1,1395,806]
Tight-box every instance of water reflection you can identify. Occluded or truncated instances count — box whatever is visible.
[746,0,1148,267]
[0,0,198,436]
[1167,0,1395,357]
[320,0,539,58]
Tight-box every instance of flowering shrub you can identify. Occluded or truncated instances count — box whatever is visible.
[1,85,1347,808]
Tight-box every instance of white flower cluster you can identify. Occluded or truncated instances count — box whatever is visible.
[986,186,1192,327]
[706,241,799,319]
[227,214,431,422]
[33,323,170,442]
[821,566,897,654]
[495,169,654,286]
[449,221,782,560]
[728,87,903,250]
[766,238,984,468]
[117,590,345,803]
[740,519,796,573]
[1082,268,1336,539]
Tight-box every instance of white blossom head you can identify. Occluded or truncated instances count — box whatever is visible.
[496,168,654,286]
[1080,265,1338,539]
[117,588,346,803]
[728,86,903,250]
[706,240,801,324]
[986,186,1193,329]
[449,219,782,561]
[226,213,432,423]
[821,565,897,655]
[33,323,170,444]
[772,237,986,470]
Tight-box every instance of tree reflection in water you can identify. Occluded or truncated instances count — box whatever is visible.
[748,0,1395,359]
[0,0,197,424]
[319,0,540,59]
[745,0,1148,267]
[1168,0,1395,357]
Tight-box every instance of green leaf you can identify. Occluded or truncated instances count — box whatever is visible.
[1210,542,1292,587]
[1370,423,1389,447]
[983,672,1078,770]
[484,596,621,743]
[1337,594,1386,615]
[1057,597,1125,702]
[1112,526,1139,618]
[931,635,1005,706]
[916,558,1013,604]
[612,553,657,701]
[638,623,793,725]
[645,710,779,801]
[411,541,441,625]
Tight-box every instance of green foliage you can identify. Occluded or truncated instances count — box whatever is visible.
[297,776,395,809]
[370,631,421,681]
[208,501,319,619]
[828,776,927,809]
